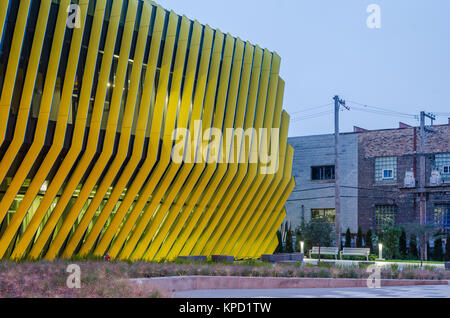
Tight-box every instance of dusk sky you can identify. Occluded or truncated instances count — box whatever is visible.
[156,0,450,137]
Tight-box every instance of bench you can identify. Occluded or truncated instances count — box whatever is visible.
[309,247,339,259]
[340,248,370,260]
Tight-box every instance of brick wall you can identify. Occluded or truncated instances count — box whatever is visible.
[357,124,450,233]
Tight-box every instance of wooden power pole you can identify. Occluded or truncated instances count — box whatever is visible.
[418,111,435,261]
[334,95,348,249]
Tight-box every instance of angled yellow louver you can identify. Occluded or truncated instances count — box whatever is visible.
[0,0,294,261]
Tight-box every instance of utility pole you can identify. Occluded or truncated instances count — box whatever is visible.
[418,111,435,261]
[334,95,348,249]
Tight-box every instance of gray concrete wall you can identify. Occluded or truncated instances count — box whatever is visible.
[285,133,358,234]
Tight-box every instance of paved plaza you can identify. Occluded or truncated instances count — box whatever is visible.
[174,284,450,298]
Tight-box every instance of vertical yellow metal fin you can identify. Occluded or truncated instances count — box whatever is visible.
[61,0,149,259]
[93,10,180,257]
[46,0,140,260]
[177,41,254,258]
[0,0,51,185]
[28,0,109,260]
[7,0,90,260]
[155,36,244,262]
[108,15,191,259]
[142,33,234,262]
[127,24,214,261]
[118,20,203,260]
[0,0,32,149]
[139,29,226,261]
[76,5,166,257]
[201,48,273,256]
[0,0,70,258]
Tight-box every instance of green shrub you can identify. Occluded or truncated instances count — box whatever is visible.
[318,268,331,278]
[358,262,370,269]
[365,229,374,253]
[318,261,334,268]
[409,234,419,259]
[401,270,416,280]
[356,227,363,248]
[347,268,358,278]
[433,238,443,261]
[399,228,407,259]
[344,228,352,248]
[390,264,399,271]
[445,235,450,262]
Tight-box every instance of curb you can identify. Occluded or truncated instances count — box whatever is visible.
[129,276,449,294]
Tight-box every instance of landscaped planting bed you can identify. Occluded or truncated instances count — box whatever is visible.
[0,259,448,297]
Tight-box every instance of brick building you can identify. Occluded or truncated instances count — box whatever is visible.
[357,123,450,234]
[286,120,450,238]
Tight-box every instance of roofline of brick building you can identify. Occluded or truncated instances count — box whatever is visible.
[289,120,450,139]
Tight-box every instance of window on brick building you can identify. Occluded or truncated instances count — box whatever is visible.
[434,204,450,232]
[375,157,397,182]
[311,166,335,181]
[435,153,450,181]
[375,205,397,232]
[311,208,336,223]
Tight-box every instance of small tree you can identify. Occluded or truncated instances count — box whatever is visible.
[404,223,439,265]
[380,225,401,259]
[365,229,373,253]
[302,218,333,264]
[275,230,283,253]
[285,229,294,253]
[344,228,352,248]
[445,235,450,262]
[356,227,363,248]
[409,234,419,259]
[399,228,407,259]
[433,238,443,261]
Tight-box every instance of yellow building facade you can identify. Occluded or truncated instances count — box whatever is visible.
[0,0,294,261]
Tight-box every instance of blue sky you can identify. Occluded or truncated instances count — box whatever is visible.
[156,0,450,137]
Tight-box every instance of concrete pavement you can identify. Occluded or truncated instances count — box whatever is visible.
[174,284,450,298]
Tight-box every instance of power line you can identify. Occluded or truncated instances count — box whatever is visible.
[290,186,334,193]
[341,185,405,194]
[290,185,406,194]
[348,100,449,120]
[347,100,417,118]
[349,106,417,120]
[286,196,335,202]
[289,103,333,115]
[286,195,397,202]
[290,110,334,122]
[434,112,450,117]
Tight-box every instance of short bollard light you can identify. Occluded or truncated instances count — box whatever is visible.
[300,241,304,254]
[377,243,384,260]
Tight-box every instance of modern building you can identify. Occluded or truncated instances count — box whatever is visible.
[0,0,294,261]
[286,121,450,243]
[285,133,358,232]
